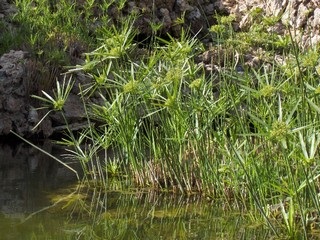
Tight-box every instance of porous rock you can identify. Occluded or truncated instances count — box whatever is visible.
[1,0,320,138]
[0,49,89,137]
[216,0,320,48]
[0,51,31,136]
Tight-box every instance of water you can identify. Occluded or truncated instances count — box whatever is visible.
[0,141,272,239]
[0,140,80,239]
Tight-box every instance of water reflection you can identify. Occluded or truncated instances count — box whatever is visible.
[0,140,80,219]
[0,141,272,239]
[14,184,271,240]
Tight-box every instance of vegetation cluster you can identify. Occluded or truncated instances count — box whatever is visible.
[4,0,320,238]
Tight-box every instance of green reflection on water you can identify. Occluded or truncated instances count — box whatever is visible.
[1,185,271,240]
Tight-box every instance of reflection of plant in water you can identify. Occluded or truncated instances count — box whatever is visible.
[44,186,271,240]
[105,158,122,178]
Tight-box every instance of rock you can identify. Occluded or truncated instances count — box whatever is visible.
[1,0,320,139]
[0,50,29,136]
[0,114,12,135]
[0,49,92,137]
[50,93,85,125]
[0,0,17,16]
[159,8,172,32]
[216,0,320,48]
[0,51,54,137]
[313,8,320,27]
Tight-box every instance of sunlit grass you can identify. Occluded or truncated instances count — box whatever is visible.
[10,0,320,238]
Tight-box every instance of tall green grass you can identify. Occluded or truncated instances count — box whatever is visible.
[12,0,320,238]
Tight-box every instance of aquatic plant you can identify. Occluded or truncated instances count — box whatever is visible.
[12,0,320,238]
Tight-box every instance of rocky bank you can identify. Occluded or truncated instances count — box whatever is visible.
[0,0,319,137]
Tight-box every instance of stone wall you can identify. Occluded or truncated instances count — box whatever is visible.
[109,0,320,48]
[109,0,218,39]
[216,0,320,49]
[0,0,319,137]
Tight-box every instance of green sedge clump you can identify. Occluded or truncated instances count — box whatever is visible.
[210,24,226,35]
[165,67,182,84]
[258,85,276,98]
[269,121,290,140]
[189,78,202,90]
[22,4,320,238]
[123,80,140,94]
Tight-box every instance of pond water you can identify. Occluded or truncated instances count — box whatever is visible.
[0,140,273,239]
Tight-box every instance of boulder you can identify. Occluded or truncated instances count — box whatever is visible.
[216,0,320,48]
[0,50,88,137]
[0,50,35,136]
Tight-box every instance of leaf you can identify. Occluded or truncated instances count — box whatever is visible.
[307,98,320,114]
